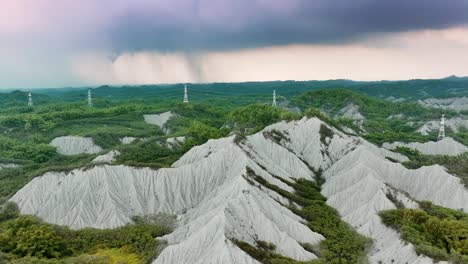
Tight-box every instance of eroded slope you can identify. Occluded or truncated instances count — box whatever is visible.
[11,117,468,264]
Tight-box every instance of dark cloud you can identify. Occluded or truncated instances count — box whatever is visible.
[106,0,468,52]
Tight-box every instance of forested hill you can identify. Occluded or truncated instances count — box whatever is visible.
[2,76,468,107]
[0,90,51,107]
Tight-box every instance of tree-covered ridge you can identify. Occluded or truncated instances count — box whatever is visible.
[0,203,171,264]
[379,201,468,263]
[4,76,468,107]
[294,89,449,119]
[293,89,468,145]
[228,104,300,133]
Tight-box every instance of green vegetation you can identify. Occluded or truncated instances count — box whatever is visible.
[379,201,468,263]
[228,104,300,133]
[295,89,450,121]
[0,202,171,264]
[453,128,468,147]
[294,89,451,144]
[245,167,370,264]
[319,124,334,145]
[231,239,318,264]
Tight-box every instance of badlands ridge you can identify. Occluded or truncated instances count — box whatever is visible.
[11,117,468,264]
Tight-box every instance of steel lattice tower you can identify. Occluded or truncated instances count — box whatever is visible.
[27,92,33,107]
[272,90,277,107]
[88,89,93,107]
[437,114,445,141]
[183,84,189,103]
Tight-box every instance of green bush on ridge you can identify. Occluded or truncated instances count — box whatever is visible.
[244,168,370,264]
[379,202,468,263]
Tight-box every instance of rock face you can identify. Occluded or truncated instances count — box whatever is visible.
[166,136,185,149]
[50,136,103,155]
[383,137,468,156]
[144,111,173,127]
[92,150,120,164]
[416,117,468,135]
[0,163,18,170]
[337,103,364,121]
[11,117,468,264]
[419,97,468,112]
[120,137,137,144]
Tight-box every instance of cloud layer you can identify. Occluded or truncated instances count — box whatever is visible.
[2,0,468,52]
[73,27,468,84]
[1,0,468,88]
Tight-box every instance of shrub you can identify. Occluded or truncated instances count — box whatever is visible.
[379,205,468,262]
[0,214,171,263]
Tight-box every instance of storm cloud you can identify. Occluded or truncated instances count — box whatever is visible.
[106,0,468,51]
[1,0,468,88]
[2,0,468,52]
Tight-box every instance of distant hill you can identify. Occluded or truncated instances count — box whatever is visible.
[40,76,468,101]
[0,90,51,107]
[2,77,468,107]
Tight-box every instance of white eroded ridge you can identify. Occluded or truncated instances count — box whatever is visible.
[337,103,365,121]
[0,163,18,170]
[383,137,468,156]
[11,117,468,264]
[144,111,174,127]
[92,150,120,164]
[418,97,468,112]
[416,117,468,135]
[120,137,137,144]
[50,136,103,155]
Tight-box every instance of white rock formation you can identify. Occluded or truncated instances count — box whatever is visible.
[11,117,468,264]
[166,136,185,149]
[322,146,461,264]
[419,97,468,112]
[383,137,468,156]
[92,150,120,164]
[417,117,468,135]
[144,111,174,127]
[50,136,103,155]
[0,163,18,170]
[387,114,404,119]
[337,103,365,121]
[12,120,326,263]
[120,137,137,144]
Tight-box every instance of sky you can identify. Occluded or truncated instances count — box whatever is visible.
[1,0,468,89]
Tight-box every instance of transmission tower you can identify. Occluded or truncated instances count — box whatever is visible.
[272,90,277,107]
[88,89,93,107]
[183,84,189,103]
[437,114,445,141]
[27,92,33,107]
